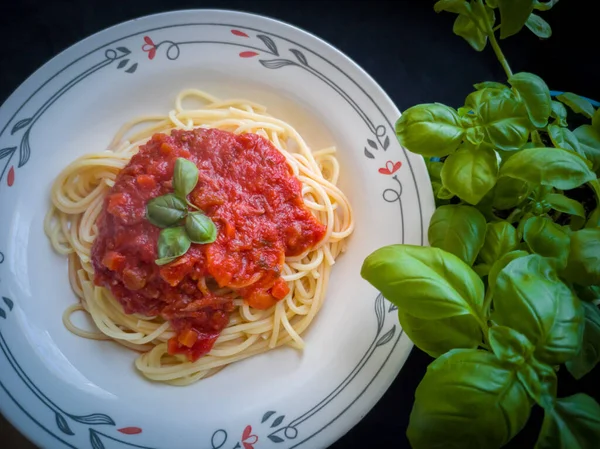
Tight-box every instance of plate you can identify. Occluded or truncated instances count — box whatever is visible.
[0,9,434,449]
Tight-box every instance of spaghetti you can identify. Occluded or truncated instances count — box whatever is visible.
[45,89,354,385]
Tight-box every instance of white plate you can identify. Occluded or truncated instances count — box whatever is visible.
[0,10,434,449]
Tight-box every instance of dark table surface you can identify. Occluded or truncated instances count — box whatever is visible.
[1,1,598,448]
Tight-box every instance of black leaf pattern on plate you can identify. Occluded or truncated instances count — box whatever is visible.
[374,294,385,333]
[125,63,138,74]
[290,49,308,66]
[364,148,374,159]
[2,297,13,310]
[261,411,276,423]
[268,434,285,443]
[376,326,396,347]
[383,136,390,150]
[388,302,398,313]
[11,118,32,135]
[117,59,129,69]
[18,129,31,168]
[257,35,279,55]
[116,47,131,55]
[367,139,377,149]
[0,309,5,320]
[0,147,16,159]
[271,415,285,427]
[259,59,296,70]
[89,429,105,449]
[55,413,74,435]
[69,413,115,425]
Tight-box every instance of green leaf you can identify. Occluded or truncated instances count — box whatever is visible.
[426,159,444,181]
[489,325,534,366]
[173,157,199,198]
[440,146,498,205]
[523,215,570,267]
[493,254,584,365]
[499,147,596,190]
[517,359,557,410]
[492,177,531,210]
[533,0,559,11]
[547,124,584,157]
[488,250,529,293]
[398,312,483,358]
[395,104,465,157]
[586,207,600,228]
[550,100,568,127]
[479,221,519,266]
[593,107,600,130]
[477,95,531,151]
[428,205,487,265]
[497,0,535,39]
[453,6,495,51]
[557,92,595,119]
[146,193,188,228]
[474,81,508,91]
[566,302,600,380]
[525,13,552,38]
[508,72,551,128]
[576,285,600,303]
[545,193,586,218]
[155,226,191,265]
[573,125,600,172]
[185,212,217,244]
[361,245,485,321]
[486,0,498,7]
[473,263,491,277]
[408,349,531,449]
[563,228,600,286]
[434,0,470,15]
[535,394,600,449]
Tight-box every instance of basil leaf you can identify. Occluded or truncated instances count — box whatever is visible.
[594,107,600,130]
[566,302,600,380]
[408,349,531,449]
[525,13,552,38]
[173,157,199,198]
[497,0,535,39]
[398,312,482,358]
[493,254,584,365]
[428,205,487,266]
[557,92,595,119]
[155,226,191,265]
[489,325,534,366]
[474,81,508,91]
[453,7,495,52]
[434,0,470,14]
[533,0,558,11]
[361,245,485,321]
[479,221,519,266]
[586,207,600,228]
[523,215,570,267]
[146,194,188,228]
[492,177,531,210]
[466,87,512,114]
[486,0,498,6]
[550,100,568,127]
[517,359,557,410]
[544,193,586,218]
[508,72,551,128]
[563,228,600,286]
[185,212,217,244]
[395,104,465,157]
[440,146,498,205]
[548,124,585,157]
[478,95,531,151]
[573,125,600,172]
[499,147,596,190]
[535,394,600,449]
[488,250,529,293]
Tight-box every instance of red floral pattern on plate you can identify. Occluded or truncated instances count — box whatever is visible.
[378,161,402,175]
[242,425,259,449]
[142,36,157,60]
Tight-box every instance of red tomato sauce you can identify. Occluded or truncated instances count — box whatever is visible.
[91,128,326,361]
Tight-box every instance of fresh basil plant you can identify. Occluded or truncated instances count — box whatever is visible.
[362,1,600,448]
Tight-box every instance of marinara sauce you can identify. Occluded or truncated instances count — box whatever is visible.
[91,128,326,361]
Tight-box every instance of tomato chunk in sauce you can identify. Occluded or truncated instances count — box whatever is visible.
[91,128,326,361]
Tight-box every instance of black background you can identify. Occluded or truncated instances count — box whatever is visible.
[1,1,599,448]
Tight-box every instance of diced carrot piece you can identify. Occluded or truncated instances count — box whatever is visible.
[178,328,199,348]
[102,251,126,271]
[136,174,156,189]
[271,278,289,300]
[247,290,277,310]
